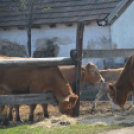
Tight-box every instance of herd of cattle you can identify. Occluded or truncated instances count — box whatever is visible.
[0,53,134,125]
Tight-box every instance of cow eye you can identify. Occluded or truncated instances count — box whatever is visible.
[90,70,95,74]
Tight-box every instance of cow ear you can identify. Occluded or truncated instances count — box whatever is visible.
[85,62,91,71]
[108,83,115,91]
[63,95,78,103]
[69,95,78,103]
[63,96,70,102]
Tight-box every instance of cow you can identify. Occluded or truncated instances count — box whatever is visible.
[7,61,105,122]
[93,68,123,109]
[59,62,105,84]
[0,57,78,125]
[108,53,134,110]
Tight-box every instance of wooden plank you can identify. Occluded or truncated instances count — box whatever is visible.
[81,82,108,91]
[0,57,75,68]
[73,22,84,117]
[82,49,134,58]
[0,93,57,106]
[71,49,134,58]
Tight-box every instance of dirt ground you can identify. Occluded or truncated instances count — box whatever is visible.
[11,100,132,122]
[2,100,134,134]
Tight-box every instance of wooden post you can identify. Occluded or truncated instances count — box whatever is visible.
[73,22,84,116]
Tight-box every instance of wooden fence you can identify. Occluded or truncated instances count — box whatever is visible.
[0,49,133,115]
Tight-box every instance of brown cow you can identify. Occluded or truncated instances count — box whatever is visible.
[108,53,134,110]
[7,61,105,122]
[0,57,78,125]
[59,62,105,84]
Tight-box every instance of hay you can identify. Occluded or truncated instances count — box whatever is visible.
[125,107,134,115]
[31,115,77,128]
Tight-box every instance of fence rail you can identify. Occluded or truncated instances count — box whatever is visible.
[0,57,75,68]
[71,49,134,58]
[0,93,57,105]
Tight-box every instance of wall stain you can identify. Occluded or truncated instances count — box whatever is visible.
[87,36,112,50]
[33,38,59,58]
[53,37,71,45]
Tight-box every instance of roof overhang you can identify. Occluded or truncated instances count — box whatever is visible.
[97,0,133,26]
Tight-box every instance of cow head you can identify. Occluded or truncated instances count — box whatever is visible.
[82,62,105,84]
[58,94,78,116]
[108,83,127,109]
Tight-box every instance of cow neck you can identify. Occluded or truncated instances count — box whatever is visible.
[55,83,74,102]
[116,71,132,92]
[51,67,74,102]
[116,60,133,93]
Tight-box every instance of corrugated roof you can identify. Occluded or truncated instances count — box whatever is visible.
[0,0,132,27]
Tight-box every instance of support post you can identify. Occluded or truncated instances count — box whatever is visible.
[73,22,84,116]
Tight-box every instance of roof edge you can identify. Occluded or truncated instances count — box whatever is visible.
[106,0,133,25]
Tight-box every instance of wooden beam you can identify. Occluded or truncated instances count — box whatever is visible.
[18,26,25,30]
[0,93,56,105]
[107,0,133,25]
[66,23,73,27]
[73,22,84,117]
[84,20,90,25]
[81,82,108,91]
[49,24,56,28]
[0,57,75,68]
[31,25,41,29]
[71,49,134,58]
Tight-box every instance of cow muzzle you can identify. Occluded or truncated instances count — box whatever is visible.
[107,94,120,111]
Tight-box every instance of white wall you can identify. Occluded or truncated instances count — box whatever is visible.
[111,1,134,63]
[32,21,110,69]
[0,21,110,69]
[0,26,28,56]
[83,21,110,69]
[0,27,27,47]
[31,24,77,57]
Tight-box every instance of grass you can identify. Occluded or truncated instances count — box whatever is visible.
[0,122,133,134]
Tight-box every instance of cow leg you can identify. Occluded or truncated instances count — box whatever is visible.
[93,90,108,109]
[14,105,21,121]
[41,104,49,118]
[0,106,9,126]
[29,104,36,121]
[7,106,13,121]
